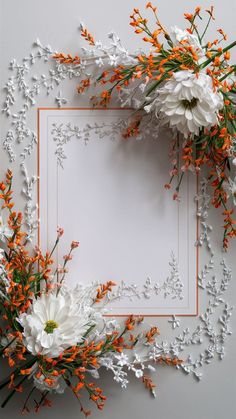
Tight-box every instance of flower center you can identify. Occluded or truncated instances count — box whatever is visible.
[182,98,198,109]
[44,320,58,334]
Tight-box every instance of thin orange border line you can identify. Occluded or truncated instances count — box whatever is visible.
[37,107,199,318]
[37,109,40,249]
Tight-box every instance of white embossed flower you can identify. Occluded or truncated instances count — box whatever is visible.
[170,26,204,58]
[18,289,92,358]
[145,70,223,138]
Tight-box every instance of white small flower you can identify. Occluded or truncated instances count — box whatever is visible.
[18,289,94,358]
[134,369,143,378]
[108,55,119,67]
[105,319,120,333]
[0,216,11,242]
[134,353,142,363]
[115,352,129,367]
[170,26,204,58]
[146,70,223,138]
[95,57,104,67]
[168,315,180,329]
[232,157,236,166]
[34,373,66,394]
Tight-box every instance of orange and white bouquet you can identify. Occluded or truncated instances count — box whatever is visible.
[0,171,180,416]
[54,3,236,248]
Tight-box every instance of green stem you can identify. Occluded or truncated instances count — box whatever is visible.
[0,356,37,390]
[1,375,28,408]
[200,40,236,69]
[219,65,236,82]
[200,15,212,43]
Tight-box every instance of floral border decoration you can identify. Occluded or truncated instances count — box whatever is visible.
[0,3,234,413]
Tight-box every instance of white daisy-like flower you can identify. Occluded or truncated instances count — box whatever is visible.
[0,216,11,242]
[17,288,94,358]
[145,70,223,138]
[170,26,204,58]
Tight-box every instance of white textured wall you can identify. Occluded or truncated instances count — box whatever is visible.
[0,1,236,418]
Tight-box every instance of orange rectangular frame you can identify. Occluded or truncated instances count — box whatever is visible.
[37,107,199,317]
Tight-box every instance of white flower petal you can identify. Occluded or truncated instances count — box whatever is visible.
[146,70,223,137]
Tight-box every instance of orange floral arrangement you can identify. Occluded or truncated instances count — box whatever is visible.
[54,4,236,249]
[0,171,180,415]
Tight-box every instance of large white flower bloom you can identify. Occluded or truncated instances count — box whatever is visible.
[18,288,94,358]
[145,70,223,138]
[170,26,204,58]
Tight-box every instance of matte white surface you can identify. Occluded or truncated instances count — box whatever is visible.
[0,0,236,418]
[39,109,197,315]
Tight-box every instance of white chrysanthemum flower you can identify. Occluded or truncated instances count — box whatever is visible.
[18,288,94,358]
[145,70,223,138]
[170,26,204,58]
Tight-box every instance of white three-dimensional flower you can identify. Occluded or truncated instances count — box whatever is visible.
[145,70,223,138]
[18,289,93,358]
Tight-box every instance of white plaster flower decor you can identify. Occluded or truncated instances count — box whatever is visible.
[54,3,236,248]
[0,171,181,415]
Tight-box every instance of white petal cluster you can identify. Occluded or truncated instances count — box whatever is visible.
[18,288,95,358]
[145,70,223,138]
[170,26,204,58]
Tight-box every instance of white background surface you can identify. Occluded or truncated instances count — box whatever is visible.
[0,1,236,418]
[39,109,197,315]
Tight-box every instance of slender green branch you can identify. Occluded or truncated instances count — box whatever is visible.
[1,375,28,408]
[0,356,37,390]
[201,40,236,69]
